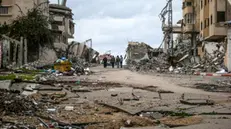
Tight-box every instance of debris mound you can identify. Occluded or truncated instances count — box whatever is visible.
[126,42,170,73]
[0,91,38,115]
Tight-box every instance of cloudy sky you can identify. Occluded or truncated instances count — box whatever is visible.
[49,0,182,55]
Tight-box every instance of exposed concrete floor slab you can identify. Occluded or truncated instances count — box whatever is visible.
[0,80,12,91]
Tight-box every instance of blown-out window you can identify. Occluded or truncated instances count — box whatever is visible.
[217,11,225,22]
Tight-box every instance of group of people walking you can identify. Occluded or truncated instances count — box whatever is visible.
[103,55,123,68]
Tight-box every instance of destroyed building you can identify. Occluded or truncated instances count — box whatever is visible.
[68,40,99,63]
[0,0,78,67]
[180,0,231,72]
[39,2,75,62]
[0,0,48,25]
[126,42,169,73]
[0,0,50,68]
[157,0,231,73]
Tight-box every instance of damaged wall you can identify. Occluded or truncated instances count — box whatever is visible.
[126,42,153,62]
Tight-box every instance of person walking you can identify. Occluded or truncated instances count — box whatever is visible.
[103,56,108,68]
[111,56,115,68]
[116,56,120,68]
[120,55,123,68]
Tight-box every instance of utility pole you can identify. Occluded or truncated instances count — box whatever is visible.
[168,0,173,56]
[159,0,174,56]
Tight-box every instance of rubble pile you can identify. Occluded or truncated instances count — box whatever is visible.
[126,40,229,74]
[126,42,170,73]
[173,40,191,59]
[72,57,87,74]
[127,53,170,73]
[0,91,39,115]
[194,49,227,72]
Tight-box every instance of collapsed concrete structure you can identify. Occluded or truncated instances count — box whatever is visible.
[126,40,228,74]
[39,2,75,63]
[68,41,99,63]
[126,42,170,73]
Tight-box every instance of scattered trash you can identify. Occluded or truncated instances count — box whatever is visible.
[216,69,227,74]
[47,108,56,113]
[64,106,74,111]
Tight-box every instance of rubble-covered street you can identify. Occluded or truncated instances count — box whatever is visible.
[0,65,231,129]
[1,0,231,129]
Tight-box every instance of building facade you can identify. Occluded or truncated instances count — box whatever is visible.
[181,0,231,70]
[182,0,200,34]
[49,4,75,45]
[0,0,48,24]
[199,0,231,41]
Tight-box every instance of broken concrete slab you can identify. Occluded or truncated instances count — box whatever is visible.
[171,116,231,129]
[21,90,38,96]
[98,102,143,115]
[64,106,74,111]
[140,112,164,119]
[0,80,12,91]
[23,84,38,91]
[185,105,231,115]
[71,86,91,92]
[180,99,214,106]
[35,85,63,91]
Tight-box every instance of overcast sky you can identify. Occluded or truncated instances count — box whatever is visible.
[49,0,182,55]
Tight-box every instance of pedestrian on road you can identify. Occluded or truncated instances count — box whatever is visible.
[111,56,115,68]
[116,55,120,68]
[120,55,123,68]
[103,57,108,68]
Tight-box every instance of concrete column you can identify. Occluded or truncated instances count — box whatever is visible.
[13,43,17,65]
[18,37,23,66]
[7,40,11,64]
[163,38,168,53]
[24,38,27,64]
[2,40,8,68]
[0,41,2,68]
[227,28,231,71]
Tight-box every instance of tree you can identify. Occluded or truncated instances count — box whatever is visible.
[0,22,9,35]
[8,8,53,48]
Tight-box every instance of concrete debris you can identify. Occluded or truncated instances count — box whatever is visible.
[127,52,170,73]
[194,83,231,93]
[180,99,215,106]
[0,91,39,115]
[194,48,227,73]
[64,106,74,111]
[126,41,228,74]
[0,80,12,91]
[140,112,164,119]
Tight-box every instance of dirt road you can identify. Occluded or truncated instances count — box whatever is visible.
[88,66,230,96]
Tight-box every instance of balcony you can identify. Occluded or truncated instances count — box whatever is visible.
[183,6,193,16]
[183,24,199,33]
[203,23,227,41]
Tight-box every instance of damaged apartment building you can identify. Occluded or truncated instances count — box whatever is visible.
[0,0,76,64]
[177,0,231,71]
[47,1,75,59]
[0,0,49,67]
